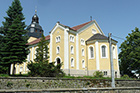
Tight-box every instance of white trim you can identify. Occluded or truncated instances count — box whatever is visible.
[77,20,104,35]
[112,45,116,59]
[50,33,52,62]
[70,45,74,55]
[76,33,79,69]
[81,48,84,56]
[64,28,69,69]
[50,22,65,34]
[95,41,100,70]
[70,57,74,67]
[31,47,34,61]
[94,23,102,35]
[100,44,108,58]
[116,45,120,73]
[23,62,26,74]
[10,64,13,74]
[56,46,60,54]
[34,47,37,59]
[88,45,94,59]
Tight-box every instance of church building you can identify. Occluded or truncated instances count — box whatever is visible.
[10,13,120,78]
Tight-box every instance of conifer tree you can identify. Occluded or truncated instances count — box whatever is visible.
[0,0,28,75]
[27,34,64,77]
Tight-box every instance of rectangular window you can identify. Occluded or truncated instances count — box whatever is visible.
[104,71,107,75]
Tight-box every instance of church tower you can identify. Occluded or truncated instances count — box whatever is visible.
[27,11,43,38]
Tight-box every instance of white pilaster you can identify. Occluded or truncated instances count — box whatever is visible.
[32,47,34,61]
[76,34,79,69]
[64,28,69,69]
[23,62,26,74]
[50,33,52,62]
[95,41,100,70]
[10,64,13,75]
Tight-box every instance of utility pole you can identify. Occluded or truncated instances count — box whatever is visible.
[108,33,115,88]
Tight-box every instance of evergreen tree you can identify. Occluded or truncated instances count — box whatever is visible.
[28,34,64,77]
[0,0,28,75]
[119,27,140,77]
[34,34,49,63]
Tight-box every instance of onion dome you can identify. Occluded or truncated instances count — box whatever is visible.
[26,12,44,38]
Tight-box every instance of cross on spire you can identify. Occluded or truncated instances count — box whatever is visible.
[35,6,37,14]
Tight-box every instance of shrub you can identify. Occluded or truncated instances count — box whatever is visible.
[121,74,129,79]
[93,71,104,78]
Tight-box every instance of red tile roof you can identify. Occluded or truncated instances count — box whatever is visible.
[27,21,92,45]
[71,21,92,31]
[27,35,50,45]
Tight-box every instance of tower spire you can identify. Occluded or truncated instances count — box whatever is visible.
[90,16,92,21]
[35,6,37,14]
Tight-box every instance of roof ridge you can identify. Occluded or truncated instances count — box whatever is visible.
[71,21,93,31]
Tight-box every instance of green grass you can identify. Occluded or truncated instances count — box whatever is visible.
[0,74,10,77]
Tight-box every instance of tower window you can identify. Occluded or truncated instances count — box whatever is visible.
[30,28,34,33]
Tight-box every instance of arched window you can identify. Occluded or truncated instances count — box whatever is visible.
[113,46,116,59]
[82,49,84,56]
[82,60,85,68]
[89,46,94,59]
[56,46,60,54]
[71,58,74,67]
[101,45,107,58]
[71,46,74,54]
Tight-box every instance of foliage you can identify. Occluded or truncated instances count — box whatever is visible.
[93,71,104,78]
[119,27,140,77]
[27,34,65,77]
[121,74,129,79]
[0,0,28,75]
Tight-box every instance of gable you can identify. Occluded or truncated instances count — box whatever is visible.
[77,20,104,35]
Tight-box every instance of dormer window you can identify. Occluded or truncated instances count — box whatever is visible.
[92,29,96,34]
[70,35,74,42]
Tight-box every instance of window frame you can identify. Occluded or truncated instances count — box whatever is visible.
[56,46,60,54]
[71,57,74,67]
[70,35,74,42]
[70,45,74,54]
[82,59,85,68]
[88,45,94,59]
[82,48,84,56]
[101,44,107,58]
[56,35,61,43]
[81,38,85,45]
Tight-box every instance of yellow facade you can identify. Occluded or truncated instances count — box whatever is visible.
[11,20,120,77]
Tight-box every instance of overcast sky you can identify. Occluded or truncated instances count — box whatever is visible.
[1,0,140,52]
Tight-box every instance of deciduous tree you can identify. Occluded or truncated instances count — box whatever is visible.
[119,27,140,77]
